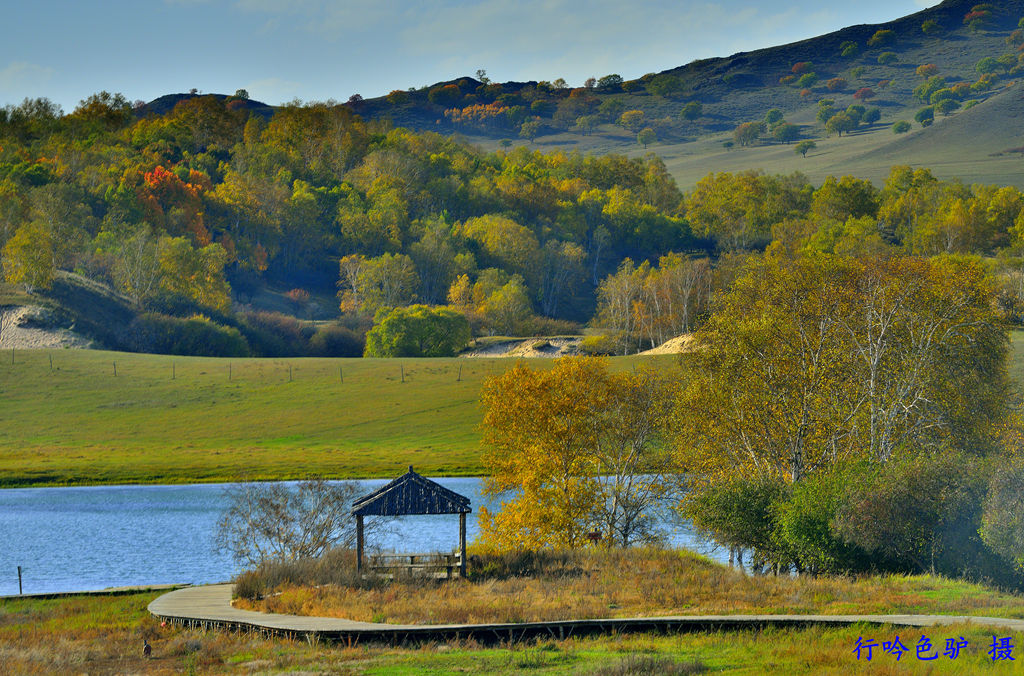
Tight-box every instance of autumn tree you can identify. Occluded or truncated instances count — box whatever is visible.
[2,222,54,290]
[675,252,1008,485]
[478,357,674,550]
[733,121,765,146]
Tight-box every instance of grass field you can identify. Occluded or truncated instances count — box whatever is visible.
[0,348,675,487]
[1,588,1021,674]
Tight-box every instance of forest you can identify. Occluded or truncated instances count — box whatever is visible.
[4,92,1024,357]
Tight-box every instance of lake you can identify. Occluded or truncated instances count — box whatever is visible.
[0,478,721,596]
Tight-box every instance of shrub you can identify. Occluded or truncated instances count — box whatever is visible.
[826,77,847,92]
[839,41,858,57]
[124,313,250,357]
[915,106,935,127]
[308,324,364,357]
[867,29,895,47]
[579,333,617,356]
[916,63,939,78]
[935,99,960,115]
[241,311,311,356]
[779,74,797,85]
[964,99,981,109]
[797,73,818,88]
[892,120,912,134]
[877,52,898,65]
[764,108,784,125]
[791,61,813,74]
[922,19,943,35]
[853,87,875,101]
[679,101,703,120]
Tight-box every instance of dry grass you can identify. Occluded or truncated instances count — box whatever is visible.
[238,548,1024,625]
[2,589,1017,674]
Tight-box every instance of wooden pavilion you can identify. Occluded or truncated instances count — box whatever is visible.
[351,466,472,577]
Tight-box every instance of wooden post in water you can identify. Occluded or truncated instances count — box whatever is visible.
[17,566,22,595]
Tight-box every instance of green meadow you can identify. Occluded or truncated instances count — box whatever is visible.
[0,348,674,487]
[0,326,1019,489]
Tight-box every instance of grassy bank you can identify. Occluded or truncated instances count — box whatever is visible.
[0,349,674,487]
[238,548,1024,625]
[1,588,1018,674]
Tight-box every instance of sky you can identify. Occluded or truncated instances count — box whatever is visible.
[2,0,940,111]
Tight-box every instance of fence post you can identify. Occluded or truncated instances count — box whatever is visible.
[17,566,22,595]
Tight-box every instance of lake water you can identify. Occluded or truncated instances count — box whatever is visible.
[0,478,722,596]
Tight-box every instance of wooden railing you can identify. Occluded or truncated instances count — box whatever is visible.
[367,552,463,578]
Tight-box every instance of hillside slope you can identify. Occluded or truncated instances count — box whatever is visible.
[342,0,1024,188]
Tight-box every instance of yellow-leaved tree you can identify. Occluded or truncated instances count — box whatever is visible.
[478,357,673,550]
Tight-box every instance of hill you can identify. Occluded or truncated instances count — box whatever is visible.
[342,0,1024,188]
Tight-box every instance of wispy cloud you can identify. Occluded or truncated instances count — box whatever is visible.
[0,62,55,92]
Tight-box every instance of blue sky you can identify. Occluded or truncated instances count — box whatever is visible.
[2,0,938,110]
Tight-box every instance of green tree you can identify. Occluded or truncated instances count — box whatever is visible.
[794,140,816,157]
[637,127,657,149]
[773,123,800,144]
[825,112,856,137]
[892,120,912,134]
[363,304,471,357]
[915,107,935,127]
[679,101,703,121]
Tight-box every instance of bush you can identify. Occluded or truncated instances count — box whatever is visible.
[877,52,898,65]
[579,333,617,356]
[124,313,250,357]
[892,120,912,134]
[867,29,895,47]
[241,311,312,356]
[308,324,364,357]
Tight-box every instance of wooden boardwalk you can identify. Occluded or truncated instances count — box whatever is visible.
[148,584,1024,646]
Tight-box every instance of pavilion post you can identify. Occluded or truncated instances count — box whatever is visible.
[459,512,467,578]
[356,514,364,574]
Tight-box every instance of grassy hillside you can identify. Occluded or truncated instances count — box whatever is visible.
[0,349,674,487]
[349,0,1024,189]
[0,327,1021,488]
